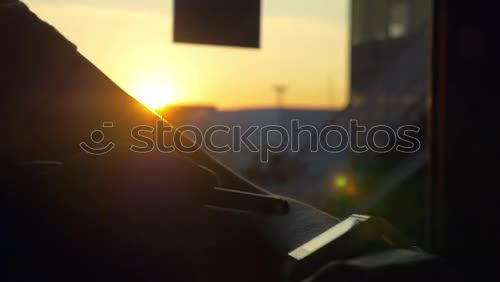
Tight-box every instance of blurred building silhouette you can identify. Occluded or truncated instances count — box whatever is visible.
[159,105,217,127]
[345,0,432,245]
[352,0,432,44]
[350,0,432,128]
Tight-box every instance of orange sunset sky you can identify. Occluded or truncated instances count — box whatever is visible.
[25,0,350,110]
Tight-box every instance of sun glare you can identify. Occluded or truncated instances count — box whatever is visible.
[134,80,175,110]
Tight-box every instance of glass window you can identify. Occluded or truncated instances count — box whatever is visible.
[26,0,432,245]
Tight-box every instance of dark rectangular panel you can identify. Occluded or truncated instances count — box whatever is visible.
[174,0,260,48]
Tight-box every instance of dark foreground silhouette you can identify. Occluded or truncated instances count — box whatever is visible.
[1,1,455,281]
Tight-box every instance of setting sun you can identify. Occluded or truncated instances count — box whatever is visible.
[133,80,176,110]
